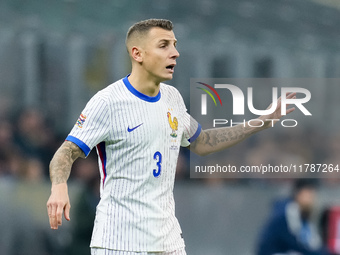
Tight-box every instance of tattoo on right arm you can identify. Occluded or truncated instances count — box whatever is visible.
[49,141,85,184]
[189,124,255,155]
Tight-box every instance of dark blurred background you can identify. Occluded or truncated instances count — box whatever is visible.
[1,0,340,254]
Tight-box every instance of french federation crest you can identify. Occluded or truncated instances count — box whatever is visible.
[167,111,178,138]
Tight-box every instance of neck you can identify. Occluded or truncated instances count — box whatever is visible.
[128,70,161,97]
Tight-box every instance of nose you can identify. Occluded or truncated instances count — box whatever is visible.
[171,46,180,59]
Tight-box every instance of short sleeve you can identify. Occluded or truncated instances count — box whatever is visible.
[180,112,201,147]
[66,96,111,157]
[176,91,201,147]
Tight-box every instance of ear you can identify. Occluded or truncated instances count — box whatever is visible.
[131,46,143,63]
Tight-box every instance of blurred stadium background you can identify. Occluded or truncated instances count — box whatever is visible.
[1,0,340,254]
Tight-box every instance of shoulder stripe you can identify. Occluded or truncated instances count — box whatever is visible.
[96,142,107,186]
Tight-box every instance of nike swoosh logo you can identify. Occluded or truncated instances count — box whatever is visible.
[127,123,143,132]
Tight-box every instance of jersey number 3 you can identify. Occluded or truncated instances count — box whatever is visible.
[153,151,162,177]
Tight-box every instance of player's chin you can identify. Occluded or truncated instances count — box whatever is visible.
[162,72,174,81]
[156,71,174,82]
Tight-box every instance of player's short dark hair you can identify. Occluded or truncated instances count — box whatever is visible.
[126,19,173,43]
[292,178,318,196]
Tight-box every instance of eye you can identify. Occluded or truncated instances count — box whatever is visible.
[160,44,167,48]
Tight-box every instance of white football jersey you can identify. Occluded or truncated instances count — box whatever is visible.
[66,75,201,252]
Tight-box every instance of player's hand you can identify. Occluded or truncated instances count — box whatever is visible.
[260,92,296,128]
[46,183,71,229]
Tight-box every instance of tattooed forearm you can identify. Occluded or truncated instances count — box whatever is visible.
[205,125,253,146]
[190,124,258,155]
[49,141,85,184]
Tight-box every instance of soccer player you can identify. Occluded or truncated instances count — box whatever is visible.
[47,19,296,255]
[256,179,330,255]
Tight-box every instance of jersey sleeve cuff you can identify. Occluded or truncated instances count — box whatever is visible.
[66,135,91,157]
[188,123,202,143]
